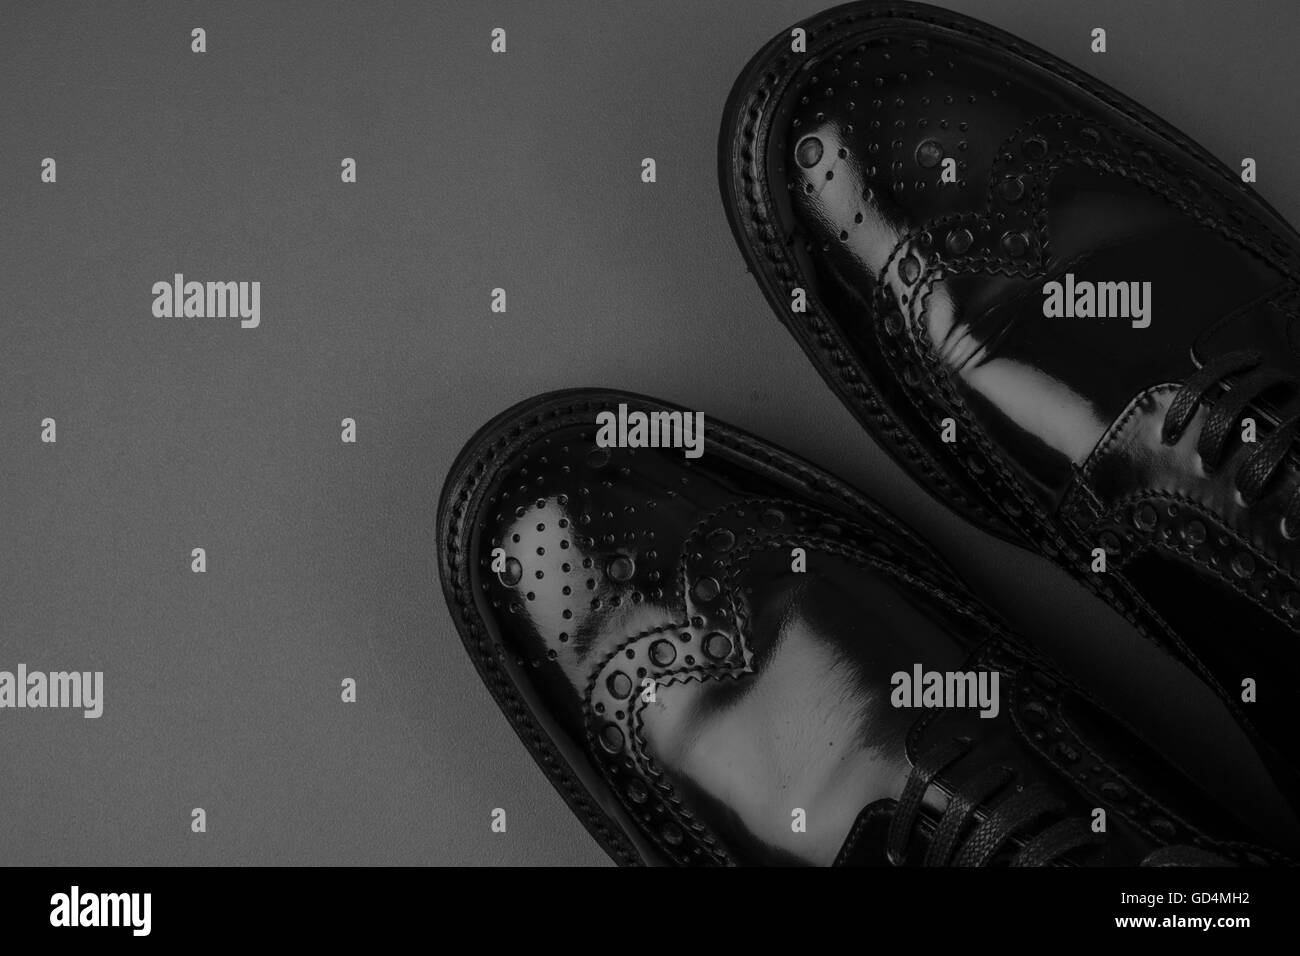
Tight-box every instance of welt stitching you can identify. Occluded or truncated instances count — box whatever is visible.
[445,405,642,863]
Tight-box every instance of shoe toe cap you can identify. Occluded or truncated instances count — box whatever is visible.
[451,412,733,752]
[769,15,1074,273]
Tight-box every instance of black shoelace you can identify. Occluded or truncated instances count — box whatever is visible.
[887,737,1102,866]
[887,738,1229,867]
[1161,350,1300,531]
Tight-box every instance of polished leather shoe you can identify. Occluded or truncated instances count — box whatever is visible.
[437,389,1285,865]
[720,1,1300,810]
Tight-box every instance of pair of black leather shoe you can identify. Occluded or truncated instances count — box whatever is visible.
[438,1,1300,866]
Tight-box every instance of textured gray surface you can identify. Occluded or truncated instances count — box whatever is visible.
[2,0,1298,865]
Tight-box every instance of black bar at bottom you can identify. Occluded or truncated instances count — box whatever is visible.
[1,864,1295,942]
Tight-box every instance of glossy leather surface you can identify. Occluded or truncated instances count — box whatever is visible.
[721,1,1300,811]
[438,390,1287,865]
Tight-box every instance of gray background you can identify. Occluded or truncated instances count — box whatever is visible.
[2,0,1299,866]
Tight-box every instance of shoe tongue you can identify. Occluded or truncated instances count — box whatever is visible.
[833,713,1084,867]
[1192,287,1300,369]
[893,645,1090,856]
[1192,286,1300,425]
[904,643,1045,796]
[829,642,1075,866]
